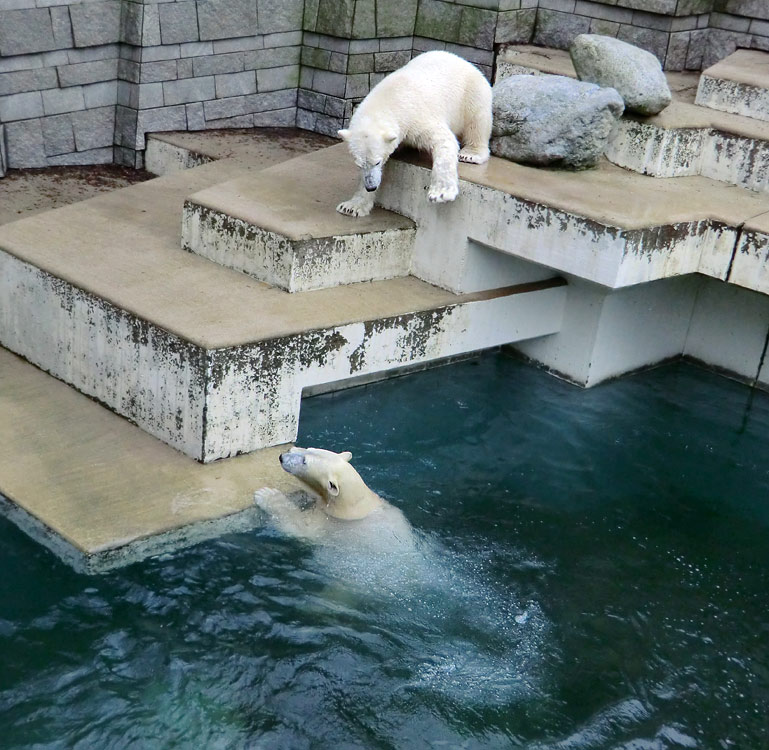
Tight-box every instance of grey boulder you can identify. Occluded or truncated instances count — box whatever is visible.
[490,74,625,169]
[570,34,672,116]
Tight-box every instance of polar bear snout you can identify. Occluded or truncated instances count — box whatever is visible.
[363,165,382,192]
[279,451,304,473]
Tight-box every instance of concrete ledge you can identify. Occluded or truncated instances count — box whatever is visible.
[377,153,769,292]
[696,50,769,122]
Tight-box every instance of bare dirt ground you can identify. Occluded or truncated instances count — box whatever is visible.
[0,128,336,226]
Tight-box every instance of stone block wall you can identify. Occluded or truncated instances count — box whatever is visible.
[3,0,769,171]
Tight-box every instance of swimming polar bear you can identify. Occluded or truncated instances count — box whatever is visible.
[336,50,492,218]
[254,447,414,553]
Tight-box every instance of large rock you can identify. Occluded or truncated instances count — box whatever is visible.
[490,74,624,169]
[570,34,672,116]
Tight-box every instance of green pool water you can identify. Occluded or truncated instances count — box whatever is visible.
[1,354,767,748]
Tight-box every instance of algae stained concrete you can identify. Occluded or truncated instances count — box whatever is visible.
[0,346,302,573]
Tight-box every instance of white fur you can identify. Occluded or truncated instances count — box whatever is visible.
[254,447,413,548]
[336,50,492,217]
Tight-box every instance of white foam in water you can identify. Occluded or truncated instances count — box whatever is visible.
[295,514,553,706]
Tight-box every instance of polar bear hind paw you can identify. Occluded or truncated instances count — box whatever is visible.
[459,148,490,164]
[336,199,373,218]
[427,181,459,203]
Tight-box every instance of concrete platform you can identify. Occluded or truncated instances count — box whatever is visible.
[696,49,769,122]
[182,146,416,292]
[0,347,302,573]
[497,46,769,194]
[379,151,769,293]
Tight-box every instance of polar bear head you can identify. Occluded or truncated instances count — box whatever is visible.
[279,446,384,520]
[338,119,399,192]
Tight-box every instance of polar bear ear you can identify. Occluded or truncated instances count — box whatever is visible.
[337,129,351,141]
[327,479,340,496]
[339,451,353,462]
[384,130,397,144]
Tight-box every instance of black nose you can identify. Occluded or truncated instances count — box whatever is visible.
[279,454,285,465]
[365,185,376,192]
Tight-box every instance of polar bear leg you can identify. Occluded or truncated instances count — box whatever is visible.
[459,90,492,165]
[254,488,328,541]
[427,127,460,204]
[336,175,376,218]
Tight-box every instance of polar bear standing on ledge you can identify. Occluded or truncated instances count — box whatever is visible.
[336,50,492,218]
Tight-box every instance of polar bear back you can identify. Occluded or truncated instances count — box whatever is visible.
[353,50,491,141]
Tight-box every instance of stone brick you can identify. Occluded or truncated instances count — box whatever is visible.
[71,106,115,151]
[264,30,303,46]
[575,1,633,23]
[159,1,199,45]
[118,58,141,83]
[243,46,300,68]
[121,1,143,46]
[376,0,418,37]
[177,58,194,79]
[0,9,56,56]
[352,0,376,38]
[296,107,317,131]
[302,46,332,68]
[589,18,620,36]
[0,125,6,178]
[666,31,690,70]
[0,91,44,121]
[58,60,118,88]
[677,0,714,13]
[215,70,257,98]
[500,0,522,8]
[257,0,303,34]
[714,0,769,20]
[138,82,165,109]
[180,41,214,58]
[48,147,113,166]
[252,108,295,126]
[751,19,769,36]
[163,76,216,105]
[539,0,576,10]
[303,0,320,31]
[198,0,258,41]
[42,86,86,115]
[142,4,161,46]
[0,68,58,97]
[380,36,411,51]
[192,52,245,77]
[202,88,295,119]
[135,104,187,147]
[68,45,120,64]
[617,23,670,62]
[495,9,536,43]
[256,65,299,91]
[141,60,179,84]
[444,42,493,65]
[710,12,750,32]
[630,10,674,31]
[412,36,447,52]
[317,35,351,53]
[349,39,379,53]
[51,6,74,48]
[374,50,410,72]
[186,102,206,129]
[615,0,676,13]
[83,80,117,108]
[5,119,47,168]
[345,72,369,97]
[415,0,462,43]
[205,113,254,128]
[41,114,75,156]
[702,28,750,67]
[348,53,375,73]
[213,36,264,53]
[69,1,121,47]
[297,88,325,111]
[532,9,590,48]
[315,0,355,37]
[311,68,346,97]
[458,6,496,48]
[142,45,181,62]
[328,52,348,73]
[114,105,138,148]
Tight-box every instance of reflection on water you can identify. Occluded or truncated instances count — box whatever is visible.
[1,355,768,748]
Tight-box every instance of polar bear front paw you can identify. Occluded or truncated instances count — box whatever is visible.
[336,198,373,218]
[254,487,289,513]
[427,181,459,203]
[458,148,490,165]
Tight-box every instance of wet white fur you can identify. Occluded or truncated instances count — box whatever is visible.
[336,51,492,217]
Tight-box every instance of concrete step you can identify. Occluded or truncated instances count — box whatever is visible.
[182,147,416,292]
[0,154,567,464]
[377,150,769,293]
[496,46,769,195]
[0,346,302,573]
[695,49,769,122]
